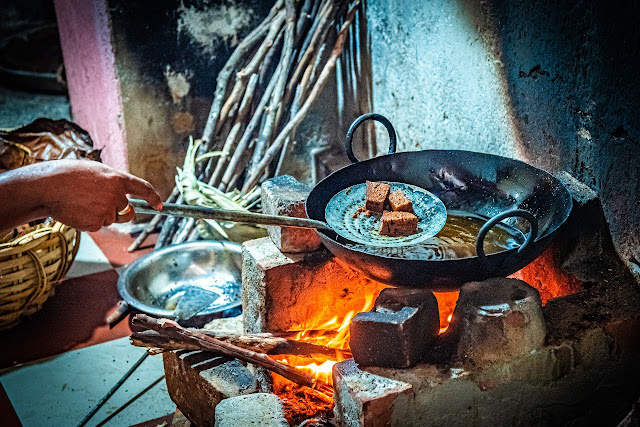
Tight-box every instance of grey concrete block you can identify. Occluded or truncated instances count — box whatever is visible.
[214,393,288,427]
[260,175,321,253]
[163,351,258,427]
[350,288,439,368]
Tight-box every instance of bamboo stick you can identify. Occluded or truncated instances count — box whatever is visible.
[248,0,297,176]
[201,0,284,150]
[242,2,361,194]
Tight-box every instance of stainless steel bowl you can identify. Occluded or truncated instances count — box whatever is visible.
[117,241,242,319]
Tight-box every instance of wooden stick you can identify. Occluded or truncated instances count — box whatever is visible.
[171,217,195,245]
[258,29,285,86]
[209,73,258,187]
[296,0,314,37]
[200,0,284,151]
[215,11,286,138]
[218,59,282,192]
[286,1,335,98]
[131,315,325,391]
[274,85,302,176]
[296,0,331,65]
[242,1,361,193]
[131,329,345,358]
[249,0,297,176]
[154,192,184,249]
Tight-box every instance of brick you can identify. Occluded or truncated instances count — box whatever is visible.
[214,393,288,427]
[349,288,439,368]
[334,328,629,426]
[554,171,624,281]
[333,359,413,427]
[260,175,321,253]
[241,237,387,334]
[163,351,258,427]
[448,278,546,368]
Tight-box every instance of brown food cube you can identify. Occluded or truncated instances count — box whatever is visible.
[389,189,414,213]
[365,181,390,212]
[379,211,418,236]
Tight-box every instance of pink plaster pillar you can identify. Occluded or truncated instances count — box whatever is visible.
[54,0,128,171]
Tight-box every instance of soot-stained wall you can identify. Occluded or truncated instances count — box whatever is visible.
[107,0,272,196]
[367,0,640,282]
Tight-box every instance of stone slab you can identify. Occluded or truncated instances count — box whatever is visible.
[163,351,258,427]
[333,359,413,427]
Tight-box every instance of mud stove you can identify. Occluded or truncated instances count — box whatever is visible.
[162,173,640,426]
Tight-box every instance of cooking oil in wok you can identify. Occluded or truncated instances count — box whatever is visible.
[343,210,525,260]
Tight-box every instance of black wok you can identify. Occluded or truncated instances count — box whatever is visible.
[305,114,573,291]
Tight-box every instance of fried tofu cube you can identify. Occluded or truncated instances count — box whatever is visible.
[379,211,419,236]
[365,181,391,212]
[389,190,414,213]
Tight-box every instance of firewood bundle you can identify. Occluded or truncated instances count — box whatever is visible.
[131,0,361,251]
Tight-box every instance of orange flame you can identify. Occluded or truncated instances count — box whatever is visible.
[280,292,377,382]
[278,291,462,384]
[291,292,376,350]
[275,355,339,385]
[434,291,459,334]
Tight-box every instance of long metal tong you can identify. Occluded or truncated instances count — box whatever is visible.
[128,199,331,231]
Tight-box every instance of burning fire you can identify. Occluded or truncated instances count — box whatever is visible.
[280,249,581,380]
[277,292,377,384]
[278,290,461,385]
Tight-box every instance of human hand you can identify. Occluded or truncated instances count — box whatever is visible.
[38,160,162,231]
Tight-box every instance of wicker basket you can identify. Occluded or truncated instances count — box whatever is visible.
[0,221,80,330]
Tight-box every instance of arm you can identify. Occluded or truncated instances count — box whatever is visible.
[0,159,162,233]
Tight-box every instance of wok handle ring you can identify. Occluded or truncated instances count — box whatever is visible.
[476,209,539,263]
[345,113,397,163]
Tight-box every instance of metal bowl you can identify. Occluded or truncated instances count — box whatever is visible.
[117,241,242,319]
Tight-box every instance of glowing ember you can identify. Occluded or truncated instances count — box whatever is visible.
[270,372,333,426]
